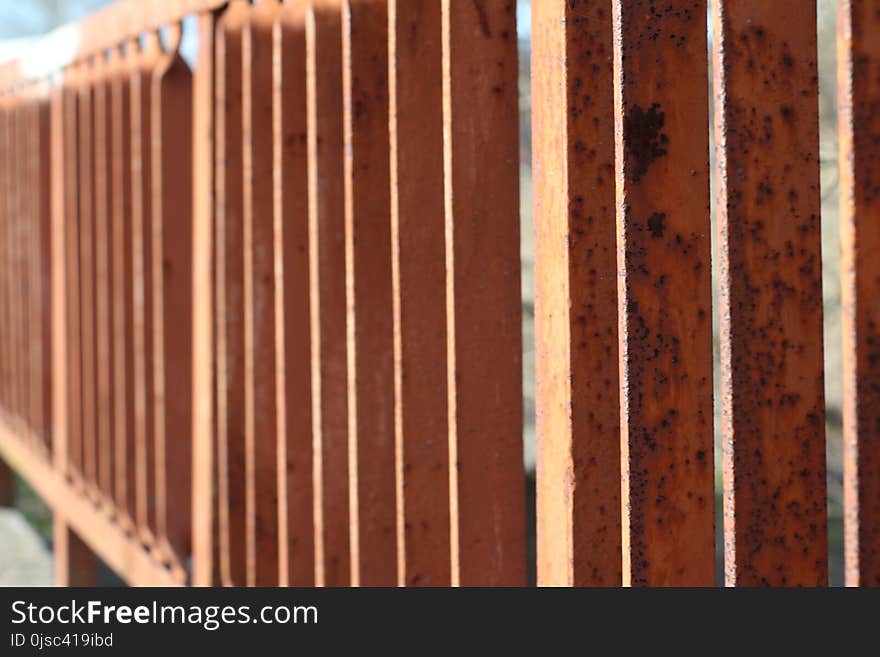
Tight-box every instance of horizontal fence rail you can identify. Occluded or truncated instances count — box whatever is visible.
[0,0,877,587]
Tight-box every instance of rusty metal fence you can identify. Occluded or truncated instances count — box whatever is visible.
[0,0,876,587]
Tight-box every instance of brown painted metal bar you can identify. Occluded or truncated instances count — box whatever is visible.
[532,0,621,586]
[150,24,193,571]
[442,0,525,586]
[192,8,218,587]
[214,0,248,587]
[50,75,68,479]
[838,0,880,588]
[63,66,84,482]
[131,33,162,543]
[388,0,450,587]
[242,0,281,587]
[78,58,98,494]
[109,43,137,529]
[713,0,827,586]
[94,55,115,501]
[342,0,396,587]
[35,97,53,453]
[613,0,715,586]
[275,0,314,587]
[307,0,350,587]
[28,96,45,449]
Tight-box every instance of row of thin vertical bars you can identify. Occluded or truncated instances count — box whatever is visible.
[50,26,193,575]
[533,0,880,587]
[0,92,52,456]
[207,0,524,587]
[5,0,877,588]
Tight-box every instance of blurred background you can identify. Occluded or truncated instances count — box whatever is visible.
[0,0,845,585]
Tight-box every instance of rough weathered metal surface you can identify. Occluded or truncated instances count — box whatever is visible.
[713,0,827,586]
[243,0,281,586]
[839,0,880,587]
[275,1,315,587]
[214,0,248,587]
[532,0,621,587]
[342,0,396,587]
[443,0,525,586]
[388,0,451,587]
[613,0,715,586]
[307,0,351,587]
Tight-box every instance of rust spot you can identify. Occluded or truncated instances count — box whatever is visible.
[647,212,667,238]
[624,103,668,182]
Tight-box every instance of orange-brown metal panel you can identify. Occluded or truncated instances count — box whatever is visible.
[342,0,396,586]
[215,0,249,587]
[275,0,315,587]
[242,0,281,587]
[442,0,525,586]
[93,55,115,501]
[192,9,218,587]
[532,0,621,587]
[151,24,193,572]
[307,0,350,587]
[109,43,137,529]
[713,0,827,586]
[838,0,880,588]
[388,0,451,587]
[613,0,715,586]
[131,34,162,543]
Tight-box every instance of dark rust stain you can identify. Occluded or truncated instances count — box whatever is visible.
[623,103,668,182]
